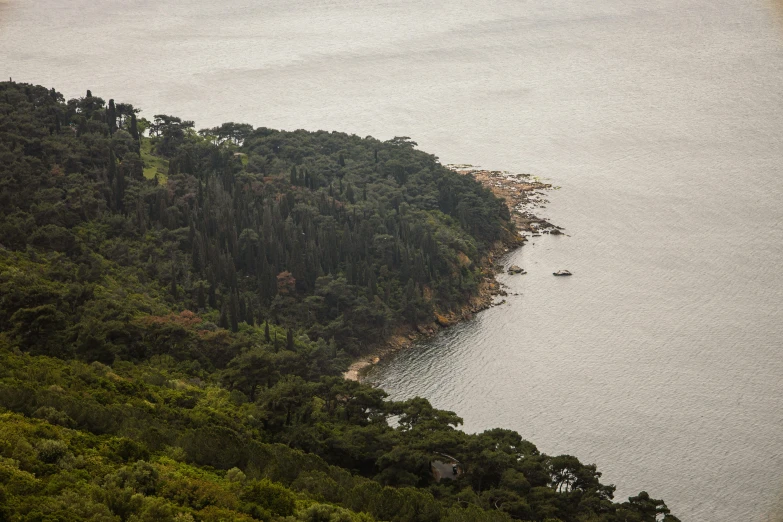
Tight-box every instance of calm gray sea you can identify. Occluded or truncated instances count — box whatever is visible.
[2,0,782,519]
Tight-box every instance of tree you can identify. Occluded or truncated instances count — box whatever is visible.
[199,122,253,146]
[0,82,675,522]
[619,492,681,522]
[223,348,275,400]
[241,479,296,518]
[129,112,140,141]
[151,114,194,155]
[229,291,240,332]
[219,303,229,329]
[286,328,294,351]
[107,98,117,135]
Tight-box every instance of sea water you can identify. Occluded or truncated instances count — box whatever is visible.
[2,0,782,519]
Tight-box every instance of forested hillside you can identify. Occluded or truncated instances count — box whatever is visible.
[0,81,678,522]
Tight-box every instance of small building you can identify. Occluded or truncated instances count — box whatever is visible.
[431,459,461,482]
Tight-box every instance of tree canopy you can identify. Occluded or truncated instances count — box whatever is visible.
[0,81,678,522]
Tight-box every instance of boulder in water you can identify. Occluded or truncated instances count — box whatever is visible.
[508,265,526,274]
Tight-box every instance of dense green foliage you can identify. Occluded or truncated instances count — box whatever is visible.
[0,81,678,522]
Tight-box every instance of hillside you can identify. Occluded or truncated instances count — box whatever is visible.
[0,81,678,522]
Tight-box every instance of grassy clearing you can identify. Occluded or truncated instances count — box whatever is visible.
[140,138,168,184]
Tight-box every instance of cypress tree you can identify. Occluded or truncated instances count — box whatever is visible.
[129,112,140,141]
[114,169,126,212]
[238,297,247,324]
[264,321,270,342]
[367,269,377,298]
[107,99,117,135]
[196,285,206,309]
[107,149,117,186]
[208,284,217,309]
[219,303,229,329]
[286,328,294,351]
[191,243,202,273]
[229,292,239,332]
[246,299,255,326]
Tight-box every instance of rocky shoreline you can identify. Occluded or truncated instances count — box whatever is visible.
[450,165,562,235]
[343,166,558,381]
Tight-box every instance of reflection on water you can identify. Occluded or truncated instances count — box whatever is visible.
[2,0,783,520]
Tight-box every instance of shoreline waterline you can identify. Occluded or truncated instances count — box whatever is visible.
[344,167,558,382]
